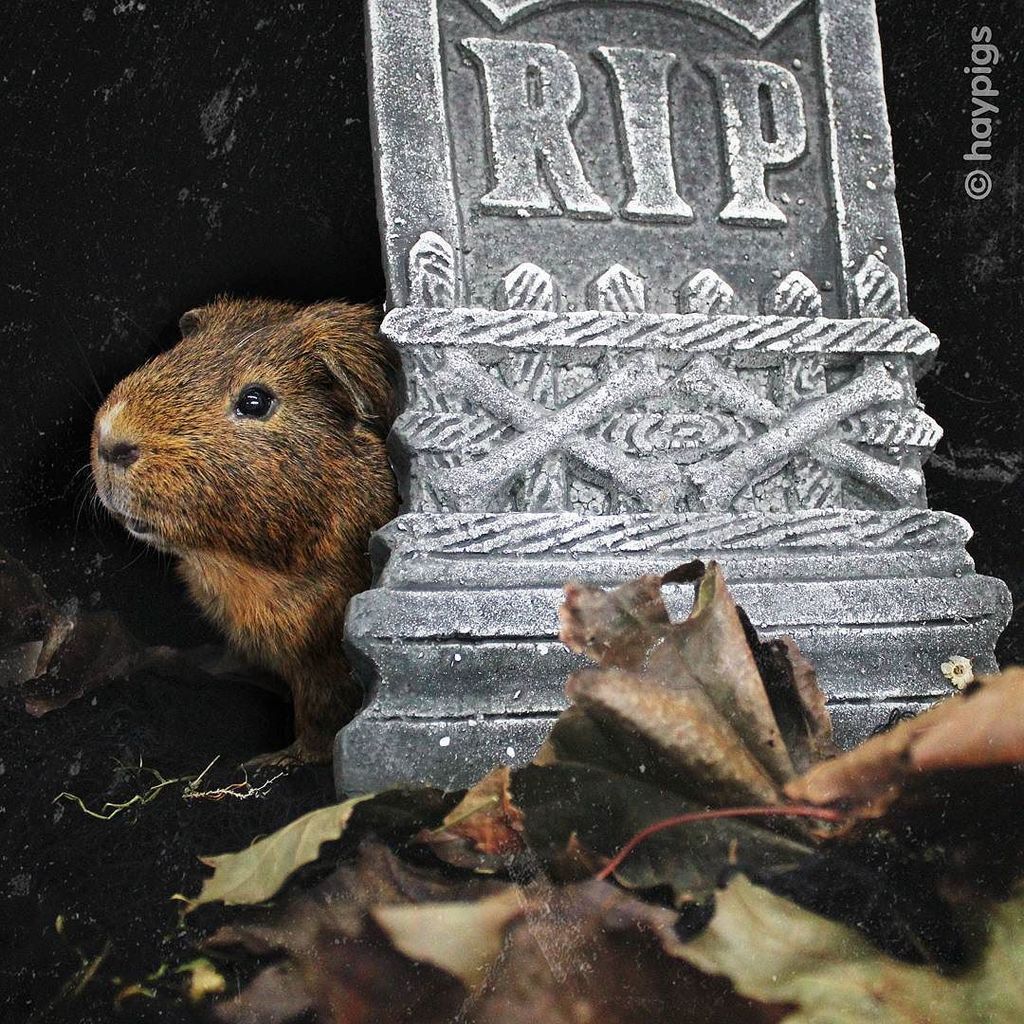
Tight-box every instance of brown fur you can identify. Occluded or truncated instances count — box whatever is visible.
[91,297,399,761]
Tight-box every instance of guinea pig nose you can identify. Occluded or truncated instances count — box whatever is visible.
[99,441,141,468]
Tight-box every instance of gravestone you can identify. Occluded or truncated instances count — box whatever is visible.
[336,0,1011,793]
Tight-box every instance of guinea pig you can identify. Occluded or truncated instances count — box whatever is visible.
[90,297,399,764]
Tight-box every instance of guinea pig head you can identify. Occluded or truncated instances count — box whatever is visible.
[91,298,398,574]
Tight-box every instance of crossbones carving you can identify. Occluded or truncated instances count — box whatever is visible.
[677,355,924,509]
[429,350,923,512]
[431,351,684,510]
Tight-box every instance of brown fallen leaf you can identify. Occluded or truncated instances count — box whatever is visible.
[661,873,1024,1024]
[468,879,790,1024]
[911,668,1024,773]
[204,846,533,1021]
[533,704,642,775]
[3,548,291,716]
[211,857,788,1024]
[193,788,462,914]
[665,564,795,784]
[559,574,673,671]
[213,923,468,1024]
[747,628,837,774]
[0,549,74,685]
[177,958,227,1004]
[418,766,527,871]
[371,887,526,991]
[191,794,376,911]
[514,762,813,906]
[786,669,1024,819]
[204,842,514,962]
[212,962,313,1024]
[191,561,1024,1021]
[22,609,145,715]
[775,637,833,762]
[0,548,155,709]
[559,563,796,788]
[325,841,512,906]
[567,668,782,809]
[550,562,828,816]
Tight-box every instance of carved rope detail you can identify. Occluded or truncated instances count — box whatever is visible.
[385,307,938,357]
[380,509,972,556]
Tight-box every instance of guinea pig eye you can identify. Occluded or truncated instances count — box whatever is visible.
[234,385,277,420]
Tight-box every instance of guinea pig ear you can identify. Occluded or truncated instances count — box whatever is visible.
[178,308,205,337]
[315,338,398,427]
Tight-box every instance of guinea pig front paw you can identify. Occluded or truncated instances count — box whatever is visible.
[242,741,310,771]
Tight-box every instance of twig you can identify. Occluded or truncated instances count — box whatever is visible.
[184,755,221,792]
[53,774,189,821]
[31,936,112,1022]
[594,804,848,881]
[184,769,286,802]
[55,760,285,816]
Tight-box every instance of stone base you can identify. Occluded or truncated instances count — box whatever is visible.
[335,510,1011,794]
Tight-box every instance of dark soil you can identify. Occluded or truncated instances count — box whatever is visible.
[0,669,334,1023]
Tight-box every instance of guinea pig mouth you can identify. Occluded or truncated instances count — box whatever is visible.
[110,511,176,553]
[116,513,157,539]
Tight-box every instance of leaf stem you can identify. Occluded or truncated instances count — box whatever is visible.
[594,804,848,881]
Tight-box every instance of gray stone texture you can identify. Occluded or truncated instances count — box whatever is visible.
[338,0,1011,793]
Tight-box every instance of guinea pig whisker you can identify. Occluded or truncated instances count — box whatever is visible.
[114,543,153,575]
[66,462,96,504]
[71,485,94,544]
[68,460,94,484]
[55,365,102,412]
[55,306,107,404]
[70,464,99,531]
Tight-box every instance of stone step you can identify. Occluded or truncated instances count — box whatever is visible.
[336,701,947,795]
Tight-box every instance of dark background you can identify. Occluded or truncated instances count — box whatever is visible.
[1,0,1021,660]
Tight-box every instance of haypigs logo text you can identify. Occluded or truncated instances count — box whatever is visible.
[963,26,1000,201]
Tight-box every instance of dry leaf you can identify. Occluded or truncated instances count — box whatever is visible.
[0,549,71,684]
[370,888,525,990]
[567,668,782,808]
[559,563,796,789]
[469,879,789,1024]
[419,766,527,870]
[559,574,672,670]
[213,926,466,1024]
[786,669,1024,819]
[751,632,837,774]
[190,794,374,910]
[213,962,313,1024]
[213,869,788,1024]
[177,958,227,1003]
[666,565,795,784]
[22,608,144,715]
[665,874,1024,1024]
[514,762,813,906]
[911,669,1024,772]
[203,843,512,960]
